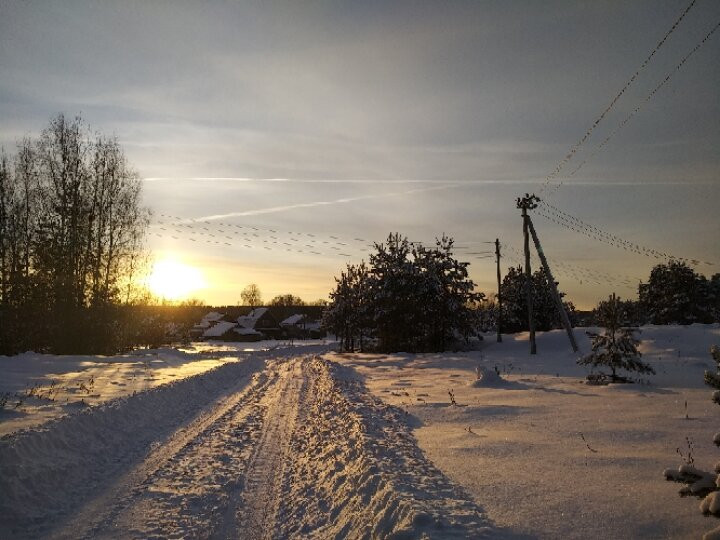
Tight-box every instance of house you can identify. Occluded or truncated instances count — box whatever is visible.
[232,326,264,342]
[280,313,324,339]
[200,311,225,326]
[191,307,287,342]
[303,319,324,339]
[201,320,237,340]
[280,313,306,328]
[190,311,226,338]
[237,307,281,339]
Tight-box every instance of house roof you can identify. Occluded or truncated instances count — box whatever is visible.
[237,307,269,329]
[202,311,225,322]
[202,320,237,338]
[280,314,306,327]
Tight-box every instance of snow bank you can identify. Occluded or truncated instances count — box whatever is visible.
[0,340,333,436]
[279,356,501,539]
[470,366,513,388]
[334,325,720,539]
[0,354,268,538]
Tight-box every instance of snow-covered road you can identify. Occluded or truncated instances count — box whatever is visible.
[2,353,502,539]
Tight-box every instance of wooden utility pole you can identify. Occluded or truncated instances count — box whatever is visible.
[517,194,537,354]
[495,238,502,343]
[526,218,579,352]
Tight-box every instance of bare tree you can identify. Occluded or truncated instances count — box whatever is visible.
[241,283,262,307]
[269,294,305,306]
[0,114,150,354]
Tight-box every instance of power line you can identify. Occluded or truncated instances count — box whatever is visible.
[545,15,720,197]
[539,0,698,196]
[502,242,640,290]
[158,213,371,248]
[152,217,498,264]
[535,201,716,267]
[159,213,498,254]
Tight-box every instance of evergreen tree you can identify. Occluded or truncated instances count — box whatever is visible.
[499,265,576,333]
[705,345,720,395]
[412,236,484,351]
[579,294,654,381]
[709,274,720,323]
[324,233,483,353]
[369,234,423,352]
[322,262,371,351]
[639,260,714,325]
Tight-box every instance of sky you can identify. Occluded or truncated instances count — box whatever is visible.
[1,0,719,308]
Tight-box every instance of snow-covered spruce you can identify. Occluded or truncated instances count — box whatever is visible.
[578,294,654,382]
[323,233,484,353]
[278,356,496,539]
[665,345,720,539]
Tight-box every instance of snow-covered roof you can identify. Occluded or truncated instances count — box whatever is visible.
[237,307,269,329]
[202,321,236,338]
[202,311,225,322]
[193,320,212,329]
[280,314,306,327]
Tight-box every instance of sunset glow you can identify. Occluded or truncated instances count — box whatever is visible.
[147,259,206,301]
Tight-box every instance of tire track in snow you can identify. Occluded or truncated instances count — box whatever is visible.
[214,357,308,539]
[13,353,503,538]
[1,354,271,540]
[49,364,275,539]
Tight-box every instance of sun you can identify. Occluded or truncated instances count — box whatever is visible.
[147,259,206,301]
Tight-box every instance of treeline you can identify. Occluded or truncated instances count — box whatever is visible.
[638,259,719,325]
[322,234,720,354]
[323,233,484,352]
[576,260,720,328]
[492,265,577,333]
[0,114,149,354]
[484,259,720,331]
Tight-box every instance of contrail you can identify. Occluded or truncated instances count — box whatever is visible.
[143,177,716,187]
[143,177,459,184]
[195,184,460,221]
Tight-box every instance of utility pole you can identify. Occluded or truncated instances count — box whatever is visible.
[495,238,502,343]
[526,218,579,353]
[517,194,537,354]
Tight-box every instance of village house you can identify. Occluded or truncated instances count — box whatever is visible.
[237,307,281,340]
[280,313,324,339]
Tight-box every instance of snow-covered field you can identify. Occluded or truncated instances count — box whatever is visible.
[332,324,720,539]
[0,349,495,539]
[1,325,718,538]
[0,339,328,436]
